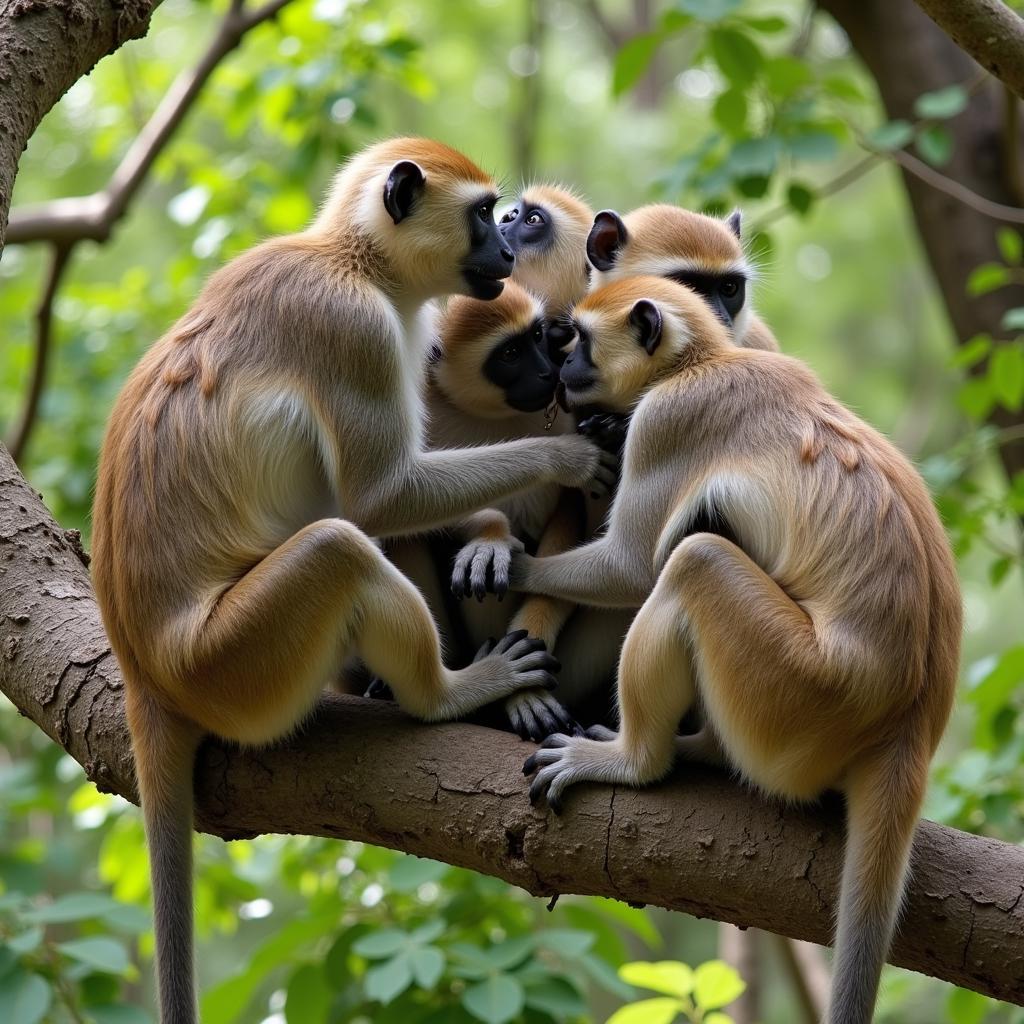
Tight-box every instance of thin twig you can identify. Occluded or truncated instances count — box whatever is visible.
[5,0,293,246]
[6,243,73,464]
[1002,85,1024,208]
[774,935,830,1024]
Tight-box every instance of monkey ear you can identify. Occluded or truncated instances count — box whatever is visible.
[629,299,662,356]
[587,210,628,272]
[383,160,426,225]
[726,209,742,239]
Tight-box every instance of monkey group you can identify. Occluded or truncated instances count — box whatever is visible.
[92,138,960,1024]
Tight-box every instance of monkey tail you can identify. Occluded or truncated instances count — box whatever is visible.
[826,737,929,1024]
[125,684,202,1024]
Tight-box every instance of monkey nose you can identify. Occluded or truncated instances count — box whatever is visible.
[500,246,515,264]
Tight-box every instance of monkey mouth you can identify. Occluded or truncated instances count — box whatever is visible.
[463,269,507,301]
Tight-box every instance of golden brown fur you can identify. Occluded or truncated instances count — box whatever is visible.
[591,204,780,352]
[519,276,961,1024]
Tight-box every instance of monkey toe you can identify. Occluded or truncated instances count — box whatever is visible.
[585,724,617,742]
[365,678,394,701]
[494,628,530,654]
[473,637,499,662]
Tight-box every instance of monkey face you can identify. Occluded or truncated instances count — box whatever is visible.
[462,194,517,300]
[499,201,554,259]
[482,318,558,413]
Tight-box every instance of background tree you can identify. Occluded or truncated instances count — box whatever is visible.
[1,1,1023,1022]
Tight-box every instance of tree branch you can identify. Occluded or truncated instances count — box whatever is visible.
[911,0,1024,102]
[0,443,1022,1006]
[4,0,291,248]
[775,937,831,1024]
[5,243,74,463]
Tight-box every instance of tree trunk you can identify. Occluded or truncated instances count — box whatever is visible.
[818,0,1024,484]
[1,442,1022,1006]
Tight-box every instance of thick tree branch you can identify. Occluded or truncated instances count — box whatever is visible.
[0,0,163,251]
[4,0,290,248]
[1,443,1022,1006]
[6,243,73,462]
[911,0,1024,102]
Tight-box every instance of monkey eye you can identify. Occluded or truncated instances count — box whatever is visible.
[533,324,544,340]
[720,279,740,298]
[477,200,495,223]
[525,210,545,226]
[500,208,519,224]
[499,343,521,363]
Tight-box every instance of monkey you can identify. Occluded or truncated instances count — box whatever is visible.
[512,275,960,1024]
[90,137,618,1024]
[586,204,781,353]
[498,184,595,362]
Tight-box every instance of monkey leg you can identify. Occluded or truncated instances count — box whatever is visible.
[166,519,558,744]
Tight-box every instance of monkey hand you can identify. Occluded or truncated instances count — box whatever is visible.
[577,412,630,457]
[451,532,526,601]
[551,435,619,500]
[504,689,583,743]
[523,733,650,814]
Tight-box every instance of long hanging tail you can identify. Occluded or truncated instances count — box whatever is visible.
[826,740,928,1024]
[126,685,202,1024]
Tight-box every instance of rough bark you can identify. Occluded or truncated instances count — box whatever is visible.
[911,0,1024,101]
[818,0,1024,485]
[1,444,1022,1006]
[0,0,163,250]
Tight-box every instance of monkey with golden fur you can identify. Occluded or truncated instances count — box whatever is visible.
[513,275,960,1024]
[91,139,618,1024]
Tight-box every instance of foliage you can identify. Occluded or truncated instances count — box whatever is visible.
[607,959,743,1024]
[2,0,1024,1022]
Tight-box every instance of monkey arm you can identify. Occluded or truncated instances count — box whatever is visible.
[350,436,614,538]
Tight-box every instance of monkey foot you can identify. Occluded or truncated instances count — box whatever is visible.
[505,689,582,743]
[522,733,643,814]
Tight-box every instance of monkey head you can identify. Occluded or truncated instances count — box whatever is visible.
[498,185,594,328]
[433,281,558,418]
[586,205,753,342]
[559,276,729,413]
[316,137,515,301]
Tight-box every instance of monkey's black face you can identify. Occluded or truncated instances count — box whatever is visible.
[483,319,557,412]
[463,195,516,300]
[558,324,596,406]
[499,203,553,256]
[668,269,746,328]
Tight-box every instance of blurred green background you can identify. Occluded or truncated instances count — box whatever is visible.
[1,0,1023,1022]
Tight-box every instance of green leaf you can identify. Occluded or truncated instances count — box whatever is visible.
[365,953,414,1005]
[388,857,449,892]
[914,84,968,120]
[410,919,447,945]
[82,1004,152,1024]
[285,963,332,1024]
[708,28,764,87]
[947,986,995,1024]
[867,120,913,151]
[950,333,992,368]
[410,946,445,990]
[1002,306,1024,332]
[535,928,595,958]
[712,89,748,135]
[484,936,535,971]
[957,378,996,420]
[462,974,525,1024]
[763,56,812,97]
[523,977,586,1017]
[786,132,839,162]
[676,0,742,20]
[619,961,694,998]
[7,929,43,955]
[0,970,52,1024]
[57,937,130,976]
[353,928,408,959]
[787,183,815,216]
[823,75,867,102]
[989,341,1024,410]
[916,125,952,166]
[24,892,118,923]
[0,944,16,978]
[744,15,788,33]
[607,996,684,1024]
[989,556,1013,587]
[735,175,769,198]
[704,1014,736,1024]
[613,34,662,96]
[727,136,779,176]
[693,960,746,1010]
[590,897,663,949]
[998,227,1023,265]
[966,263,1011,296]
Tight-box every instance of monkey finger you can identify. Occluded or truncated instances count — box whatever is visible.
[524,747,564,769]
[513,669,559,691]
[585,724,618,742]
[507,703,530,740]
[512,651,562,674]
[528,764,562,805]
[473,637,499,662]
[493,628,530,654]
[365,677,394,700]
[539,732,571,749]
[491,545,512,597]
[504,634,549,661]
[470,547,493,601]
[451,546,478,599]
